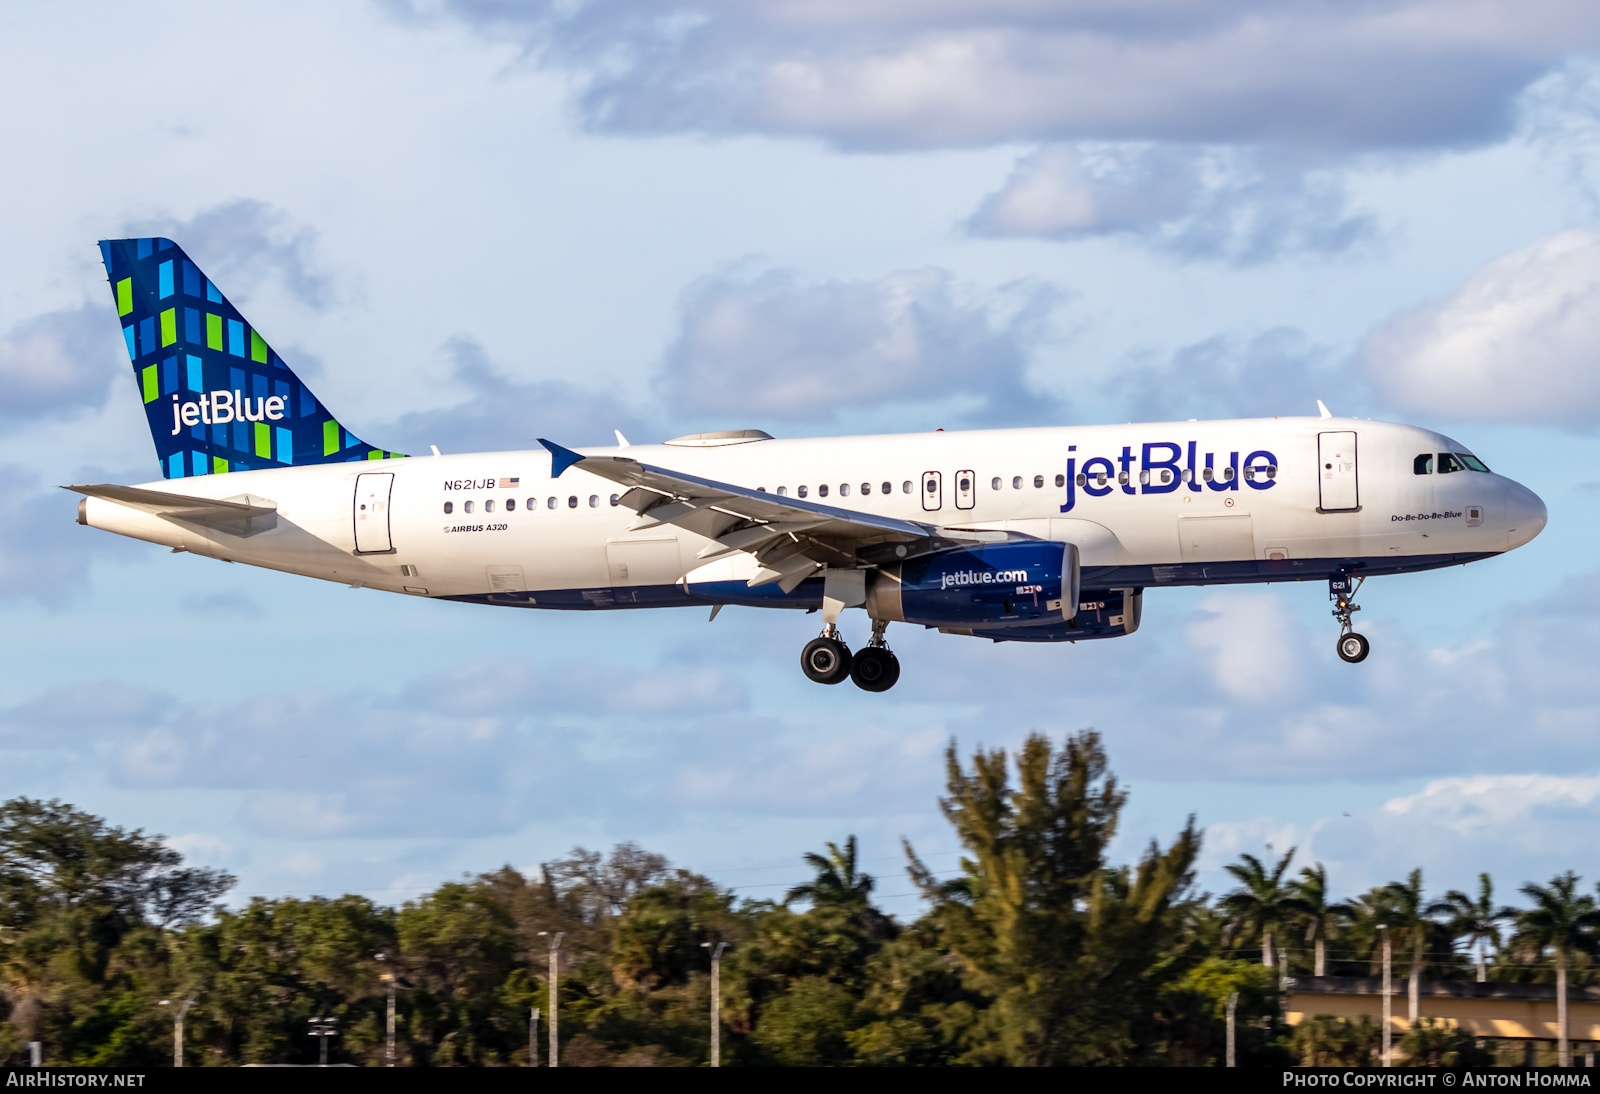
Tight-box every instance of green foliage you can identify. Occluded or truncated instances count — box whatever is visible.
[1398,1016,1493,1067]
[906,730,1202,1065]
[1291,1014,1379,1066]
[5,751,1598,1067]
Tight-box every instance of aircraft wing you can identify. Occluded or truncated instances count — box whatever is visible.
[66,484,279,537]
[539,439,1006,591]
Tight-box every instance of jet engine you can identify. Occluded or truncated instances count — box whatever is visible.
[866,541,1079,630]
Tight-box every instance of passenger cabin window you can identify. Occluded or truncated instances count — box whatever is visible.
[589,495,598,507]
[567,496,578,508]
[485,499,495,513]
[1459,453,1492,472]
[1012,476,1022,489]
[902,481,912,494]
[777,486,788,497]
[1438,453,1464,474]
[464,500,474,514]
[443,501,453,514]
[610,494,620,506]
[839,483,849,496]
[818,484,829,497]
[506,498,516,511]
[798,486,808,498]
[1055,474,1065,487]
[881,482,891,494]
[991,477,1001,490]
[547,497,556,510]
[861,482,871,495]
[1414,454,1433,475]
[1033,475,1044,489]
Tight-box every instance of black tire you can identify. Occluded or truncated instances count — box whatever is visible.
[1337,632,1370,664]
[851,648,900,692]
[801,637,852,684]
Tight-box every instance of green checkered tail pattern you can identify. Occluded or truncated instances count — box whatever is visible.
[99,237,403,479]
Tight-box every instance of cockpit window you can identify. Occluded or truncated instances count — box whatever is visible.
[1437,453,1464,474]
[1457,453,1491,473]
[1413,454,1432,475]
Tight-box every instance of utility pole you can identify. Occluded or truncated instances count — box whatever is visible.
[529,1008,540,1067]
[537,932,564,1068]
[1379,925,1392,1067]
[308,1017,338,1066]
[158,997,196,1067]
[1225,992,1238,1067]
[375,953,396,1067]
[701,942,730,1067]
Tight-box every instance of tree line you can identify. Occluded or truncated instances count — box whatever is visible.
[0,732,1592,1066]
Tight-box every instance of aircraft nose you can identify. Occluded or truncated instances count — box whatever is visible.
[1505,480,1547,550]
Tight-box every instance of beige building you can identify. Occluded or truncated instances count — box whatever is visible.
[1287,975,1600,1056]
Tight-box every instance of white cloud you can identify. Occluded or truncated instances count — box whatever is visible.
[1360,229,1600,425]
[968,144,1374,263]
[1302,775,1600,896]
[164,832,235,863]
[654,266,1062,425]
[403,0,1600,151]
[1184,591,1307,704]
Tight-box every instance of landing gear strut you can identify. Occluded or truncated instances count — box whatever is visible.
[849,619,900,693]
[1330,572,1369,664]
[801,625,852,685]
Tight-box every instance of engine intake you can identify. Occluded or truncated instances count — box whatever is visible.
[867,541,1080,630]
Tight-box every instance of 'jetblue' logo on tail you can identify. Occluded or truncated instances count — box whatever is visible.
[169,392,287,434]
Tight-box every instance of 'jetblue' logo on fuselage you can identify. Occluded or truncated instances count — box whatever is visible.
[1061,441,1279,513]
[168,391,286,434]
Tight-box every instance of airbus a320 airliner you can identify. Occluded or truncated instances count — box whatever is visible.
[73,238,1548,691]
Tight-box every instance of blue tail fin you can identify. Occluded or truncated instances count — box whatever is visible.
[98,237,403,479]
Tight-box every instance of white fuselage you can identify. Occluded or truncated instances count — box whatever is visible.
[79,416,1546,615]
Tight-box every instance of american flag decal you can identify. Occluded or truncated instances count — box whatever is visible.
[499,477,520,488]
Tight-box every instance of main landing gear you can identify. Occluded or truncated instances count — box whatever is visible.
[1330,571,1369,664]
[800,619,900,691]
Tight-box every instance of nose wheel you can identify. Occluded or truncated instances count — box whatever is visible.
[1330,571,1369,663]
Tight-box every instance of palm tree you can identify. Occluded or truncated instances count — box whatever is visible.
[785,835,875,910]
[1383,869,1444,1023]
[1220,848,1297,968]
[1288,863,1350,977]
[1432,874,1505,982]
[1513,872,1600,1067]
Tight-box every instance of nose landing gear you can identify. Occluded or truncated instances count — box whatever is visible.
[1331,571,1369,663]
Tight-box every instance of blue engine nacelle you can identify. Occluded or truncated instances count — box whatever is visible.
[866,541,1080,630]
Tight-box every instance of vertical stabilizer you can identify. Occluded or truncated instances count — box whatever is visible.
[98,237,402,479]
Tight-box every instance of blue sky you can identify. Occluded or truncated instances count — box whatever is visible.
[4,0,1600,918]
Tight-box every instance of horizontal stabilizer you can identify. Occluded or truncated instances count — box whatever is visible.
[66,483,279,537]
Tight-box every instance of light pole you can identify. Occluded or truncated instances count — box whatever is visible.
[700,942,730,1067]
[375,952,396,1067]
[1379,925,1392,1067]
[537,931,564,1068]
[1225,991,1238,1067]
[308,1016,338,1066]
[529,1008,540,1067]
[158,997,196,1067]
